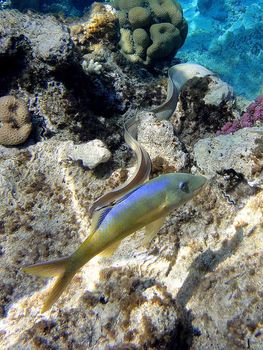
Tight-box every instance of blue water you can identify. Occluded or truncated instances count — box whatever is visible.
[178,0,263,99]
[2,0,262,99]
[0,0,99,16]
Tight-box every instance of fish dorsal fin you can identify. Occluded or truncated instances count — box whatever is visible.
[89,183,143,235]
[99,240,121,257]
[142,216,166,247]
[113,183,144,206]
[90,206,112,234]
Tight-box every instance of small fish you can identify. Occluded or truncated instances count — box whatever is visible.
[23,172,207,312]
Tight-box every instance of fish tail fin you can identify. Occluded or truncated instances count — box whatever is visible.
[22,256,76,313]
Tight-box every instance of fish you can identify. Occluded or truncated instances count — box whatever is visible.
[23,172,207,313]
[89,63,214,214]
[251,129,263,135]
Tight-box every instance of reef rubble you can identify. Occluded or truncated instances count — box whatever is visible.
[0,3,262,350]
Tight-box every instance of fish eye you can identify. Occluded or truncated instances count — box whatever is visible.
[179,181,189,192]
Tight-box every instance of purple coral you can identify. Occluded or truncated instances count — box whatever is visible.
[217,95,263,135]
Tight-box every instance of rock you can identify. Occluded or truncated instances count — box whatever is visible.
[194,127,263,184]
[59,139,112,169]
[0,10,73,72]
[203,75,234,107]
[0,117,262,350]
[174,75,236,153]
[189,191,263,350]
[137,112,187,173]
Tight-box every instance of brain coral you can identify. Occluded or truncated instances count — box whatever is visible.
[0,96,32,146]
[112,0,188,65]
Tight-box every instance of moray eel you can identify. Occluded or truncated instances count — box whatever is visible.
[23,173,207,312]
[90,63,214,214]
[23,63,211,312]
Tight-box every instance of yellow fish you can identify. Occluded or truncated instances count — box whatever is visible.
[23,172,206,312]
[23,63,210,312]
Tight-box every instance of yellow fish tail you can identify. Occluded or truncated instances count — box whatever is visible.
[22,257,76,313]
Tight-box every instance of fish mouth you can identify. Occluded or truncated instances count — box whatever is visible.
[193,175,208,194]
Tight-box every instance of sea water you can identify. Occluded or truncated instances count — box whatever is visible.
[1,0,262,99]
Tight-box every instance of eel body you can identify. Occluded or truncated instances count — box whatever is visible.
[90,63,214,214]
[23,63,211,312]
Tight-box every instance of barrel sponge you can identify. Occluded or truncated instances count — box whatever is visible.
[133,28,151,57]
[128,7,151,28]
[147,23,182,60]
[0,96,32,146]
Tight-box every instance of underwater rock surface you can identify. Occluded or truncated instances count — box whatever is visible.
[0,10,73,71]
[59,139,112,169]
[0,2,262,350]
[194,128,263,185]
[0,124,262,349]
[137,112,188,174]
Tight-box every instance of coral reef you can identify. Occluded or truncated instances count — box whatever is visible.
[58,139,112,169]
[112,0,188,65]
[0,2,262,350]
[0,124,262,349]
[0,6,165,143]
[0,96,32,145]
[217,95,263,135]
[70,3,119,51]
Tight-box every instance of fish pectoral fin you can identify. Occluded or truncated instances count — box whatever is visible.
[99,241,121,257]
[142,216,166,247]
